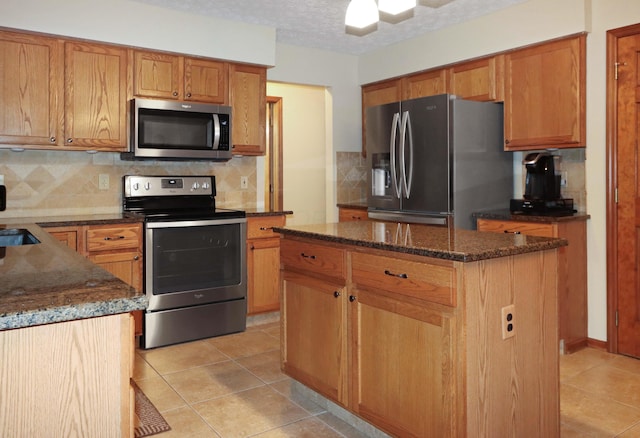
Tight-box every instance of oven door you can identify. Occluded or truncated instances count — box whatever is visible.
[145,217,246,312]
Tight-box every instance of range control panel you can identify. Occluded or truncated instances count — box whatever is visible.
[124,176,215,197]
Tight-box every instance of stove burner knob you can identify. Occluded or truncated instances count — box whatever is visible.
[132,183,139,191]
[202,181,210,190]
[192,182,201,190]
[144,182,151,190]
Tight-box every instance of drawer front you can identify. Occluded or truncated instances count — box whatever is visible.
[86,224,142,252]
[281,238,346,281]
[338,208,367,222]
[247,215,286,239]
[351,252,456,306]
[476,219,556,238]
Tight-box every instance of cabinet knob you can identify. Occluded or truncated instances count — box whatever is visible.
[250,244,255,250]
[186,92,192,98]
[349,295,356,302]
[133,255,139,261]
[66,138,73,144]
[49,136,56,143]
[172,91,178,97]
[505,139,510,145]
[334,291,340,298]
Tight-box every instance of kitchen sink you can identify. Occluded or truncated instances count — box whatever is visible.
[0,228,40,247]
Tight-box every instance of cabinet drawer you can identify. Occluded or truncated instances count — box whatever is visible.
[247,215,286,239]
[281,238,346,281]
[476,219,556,238]
[338,207,367,222]
[86,224,142,252]
[352,252,456,306]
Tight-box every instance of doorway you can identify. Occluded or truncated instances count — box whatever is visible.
[607,23,640,357]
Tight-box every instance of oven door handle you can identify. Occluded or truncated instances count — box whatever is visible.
[144,217,247,228]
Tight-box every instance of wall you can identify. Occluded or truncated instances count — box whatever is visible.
[266,83,328,226]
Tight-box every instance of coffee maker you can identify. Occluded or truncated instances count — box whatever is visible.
[510,152,575,215]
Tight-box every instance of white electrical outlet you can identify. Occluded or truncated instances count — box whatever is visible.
[98,174,110,190]
[240,176,248,189]
[501,304,515,340]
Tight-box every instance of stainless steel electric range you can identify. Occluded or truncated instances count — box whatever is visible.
[123,175,247,349]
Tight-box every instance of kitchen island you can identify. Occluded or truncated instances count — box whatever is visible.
[0,222,146,437]
[275,221,566,438]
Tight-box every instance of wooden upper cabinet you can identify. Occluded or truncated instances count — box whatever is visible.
[0,30,63,147]
[503,34,586,150]
[402,69,447,100]
[361,78,402,157]
[448,56,503,102]
[229,63,266,155]
[133,51,228,104]
[64,42,128,150]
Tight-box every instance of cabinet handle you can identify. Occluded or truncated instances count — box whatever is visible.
[259,226,273,231]
[104,235,126,241]
[352,216,361,220]
[349,295,356,302]
[172,91,178,97]
[503,230,521,235]
[66,138,73,143]
[300,253,316,260]
[334,291,340,298]
[49,136,56,143]
[384,269,408,279]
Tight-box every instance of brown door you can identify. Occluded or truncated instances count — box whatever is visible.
[610,25,640,357]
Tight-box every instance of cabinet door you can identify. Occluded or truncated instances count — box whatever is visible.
[88,250,142,291]
[0,30,63,147]
[229,63,266,155]
[476,218,556,238]
[350,288,457,437]
[133,51,181,99]
[247,237,281,315]
[46,225,80,251]
[64,42,128,150]
[402,69,447,100]
[448,56,502,102]
[185,58,228,103]
[282,270,347,406]
[504,35,586,150]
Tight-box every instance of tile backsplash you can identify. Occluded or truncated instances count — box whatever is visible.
[0,150,257,218]
[336,151,367,204]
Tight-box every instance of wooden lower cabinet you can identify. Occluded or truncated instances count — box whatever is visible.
[477,217,587,353]
[247,215,286,315]
[281,235,560,437]
[338,206,368,222]
[0,313,134,437]
[46,222,144,335]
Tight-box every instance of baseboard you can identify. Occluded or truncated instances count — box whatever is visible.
[586,337,608,351]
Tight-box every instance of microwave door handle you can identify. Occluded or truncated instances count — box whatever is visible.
[212,114,221,150]
[390,112,401,198]
[401,110,413,198]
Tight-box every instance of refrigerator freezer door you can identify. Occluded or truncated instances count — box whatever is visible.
[400,94,451,214]
[366,102,402,211]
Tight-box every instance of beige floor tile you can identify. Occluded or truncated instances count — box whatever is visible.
[561,383,640,436]
[206,330,279,359]
[133,352,160,381]
[135,375,187,413]
[252,416,345,437]
[236,349,287,383]
[618,421,640,437]
[138,339,229,375]
[316,412,377,438]
[564,363,640,409]
[560,348,616,381]
[160,405,221,438]
[609,354,640,375]
[193,385,310,438]
[269,379,327,415]
[164,360,264,404]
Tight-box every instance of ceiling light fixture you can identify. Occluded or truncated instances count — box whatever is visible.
[345,0,379,29]
[378,0,417,15]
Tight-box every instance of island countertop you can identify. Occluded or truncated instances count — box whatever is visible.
[0,223,146,331]
[274,220,567,262]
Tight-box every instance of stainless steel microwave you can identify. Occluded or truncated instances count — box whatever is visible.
[121,98,232,161]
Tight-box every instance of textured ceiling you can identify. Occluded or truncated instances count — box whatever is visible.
[133,0,528,55]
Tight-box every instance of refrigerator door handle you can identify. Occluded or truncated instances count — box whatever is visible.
[390,112,402,198]
[400,110,414,198]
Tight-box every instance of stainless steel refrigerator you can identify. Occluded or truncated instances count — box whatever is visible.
[366,94,513,230]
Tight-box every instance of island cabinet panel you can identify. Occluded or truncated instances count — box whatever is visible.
[349,288,457,438]
[0,313,134,437]
[503,34,586,150]
[0,30,63,147]
[282,270,348,405]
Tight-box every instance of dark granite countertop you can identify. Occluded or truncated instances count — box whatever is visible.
[0,213,142,228]
[473,209,590,223]
[337,203,367,210]
[0,223,146,330]
[274,220,567,262]
[245,209,293,217]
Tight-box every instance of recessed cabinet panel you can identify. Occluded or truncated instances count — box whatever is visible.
[229,63,266,155]
[185,58,228,104]
[134,51,181,99]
